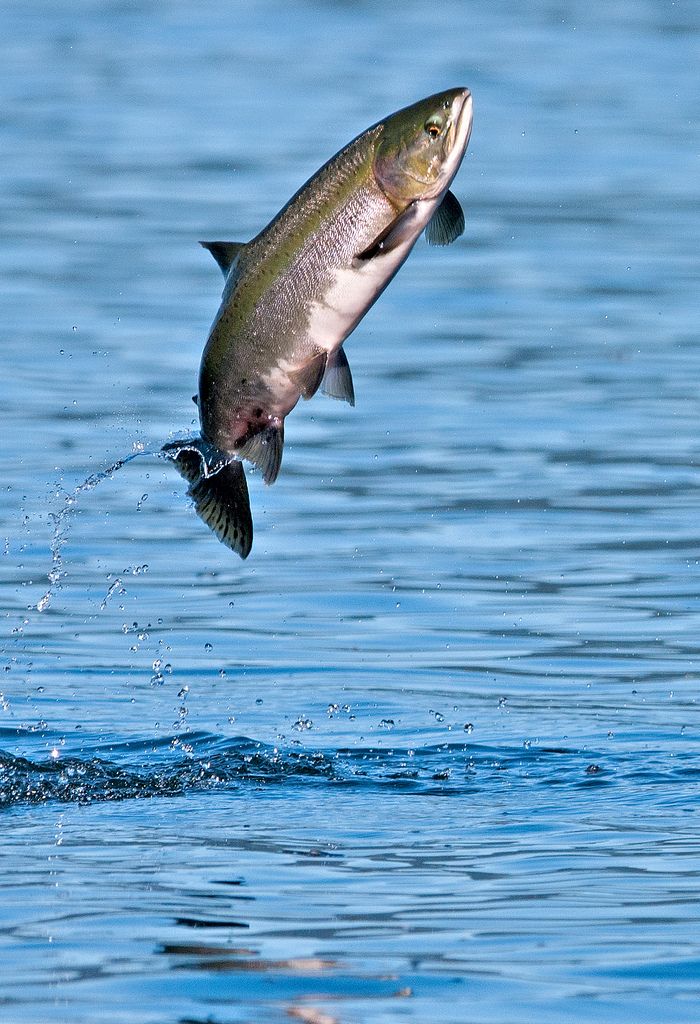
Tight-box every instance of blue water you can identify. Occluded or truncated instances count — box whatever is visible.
[2,1,700,1021]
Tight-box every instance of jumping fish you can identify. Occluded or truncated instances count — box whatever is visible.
[163,87,473,557]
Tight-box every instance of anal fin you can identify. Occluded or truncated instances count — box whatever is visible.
[237,422,284,485]
[321,347,355,406]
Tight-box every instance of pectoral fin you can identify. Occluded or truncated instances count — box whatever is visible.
[321,347,355,406]
[355,203,421,262]
[425,191,465,246]
[200,240,247,277]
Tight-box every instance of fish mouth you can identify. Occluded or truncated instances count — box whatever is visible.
[437,88,472,191]
[448,88,473,159]
[416,88,473,200]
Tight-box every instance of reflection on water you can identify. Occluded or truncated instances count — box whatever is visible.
[1,0,700,1021]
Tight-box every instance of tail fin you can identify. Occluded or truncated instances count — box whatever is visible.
[161,438,253,558]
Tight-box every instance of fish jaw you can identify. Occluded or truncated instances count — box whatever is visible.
[428,88,473,199]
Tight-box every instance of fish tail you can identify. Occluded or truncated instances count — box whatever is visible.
[161,438,253,558]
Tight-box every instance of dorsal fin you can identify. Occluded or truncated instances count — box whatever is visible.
[425,190,465,246]
[199,240,247,277]
[288,351,328,400]
[321,347,355,406]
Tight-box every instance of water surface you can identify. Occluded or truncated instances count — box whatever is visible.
[2,1,699,1021]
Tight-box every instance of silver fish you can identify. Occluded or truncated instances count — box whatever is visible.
[163,87,473,557]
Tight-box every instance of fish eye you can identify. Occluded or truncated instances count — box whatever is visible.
[424,116,443,139]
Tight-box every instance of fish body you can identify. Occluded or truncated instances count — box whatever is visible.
[163,88,473,556]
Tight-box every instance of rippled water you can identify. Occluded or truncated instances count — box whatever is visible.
[2,1,700,1021]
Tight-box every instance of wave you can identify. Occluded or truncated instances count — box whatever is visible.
[0,730,599,808]
[2,728,697,809]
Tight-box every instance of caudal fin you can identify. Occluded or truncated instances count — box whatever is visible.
[161,438,253,558]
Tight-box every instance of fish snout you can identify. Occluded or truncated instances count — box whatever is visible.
[448,89,473,155]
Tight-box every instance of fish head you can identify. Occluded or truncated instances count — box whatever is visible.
[373,87,473,204]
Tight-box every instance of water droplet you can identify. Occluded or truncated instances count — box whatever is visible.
[463,723,474,734]
[204,642,213,653]
[150,658,164,686]
[292,716,313,731]
[100,577,124,610]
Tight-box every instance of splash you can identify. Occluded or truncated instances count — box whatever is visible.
[36,441,156,613]
[0,734,621,809]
